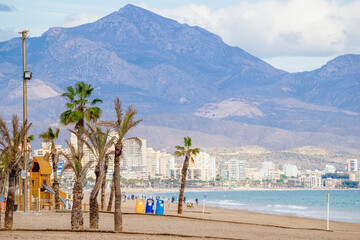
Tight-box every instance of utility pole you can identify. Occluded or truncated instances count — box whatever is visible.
[19,29,29,212]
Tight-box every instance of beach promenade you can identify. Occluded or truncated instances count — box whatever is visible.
[1,199,360,240]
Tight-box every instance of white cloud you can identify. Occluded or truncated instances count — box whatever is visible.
[145,0,360,58]
[0,27,17,42]
[60,12,105,28]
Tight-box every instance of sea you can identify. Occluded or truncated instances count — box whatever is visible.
[147,190,360,223]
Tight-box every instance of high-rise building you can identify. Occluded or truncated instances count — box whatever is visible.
[325,164,336,173]
[347,159,358,172]
[261,161,275,179]
[192,152,216,180]
[220,159,246,181]
[146,147,160,177]
[283,164,298,177]
[158,152,175,178]
[171,152,216,181]
[121,138,147,172]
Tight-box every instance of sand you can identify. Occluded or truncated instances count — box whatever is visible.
[1,198,360,240]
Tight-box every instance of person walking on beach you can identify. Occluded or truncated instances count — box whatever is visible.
[195,198,198,205]
[167,198,171,208]
[184,197,186,204]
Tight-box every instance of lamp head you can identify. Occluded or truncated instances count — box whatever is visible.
[24,71,32,80]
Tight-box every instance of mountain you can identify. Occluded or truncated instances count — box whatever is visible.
[0,4,360,154]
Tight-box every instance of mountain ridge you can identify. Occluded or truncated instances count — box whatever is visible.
[0,4,359,153]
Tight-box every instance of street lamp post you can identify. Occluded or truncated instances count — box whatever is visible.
[19,29,30,212]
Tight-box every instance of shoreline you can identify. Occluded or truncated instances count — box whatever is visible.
[1,198,360,240]
[121,187,360,193]
[117,188,360,224]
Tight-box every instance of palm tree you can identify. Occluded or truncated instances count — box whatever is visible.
[0,154,9,225]
[174,137,199,215]
[60,139,93,230]
[100,98,142,232]
[39,127,61,210]
[60,81,102,154]
[0,115,31,229]
[74,124,115,228]
[100,155,110,211]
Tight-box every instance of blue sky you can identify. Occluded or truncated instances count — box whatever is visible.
[1,0,359,72]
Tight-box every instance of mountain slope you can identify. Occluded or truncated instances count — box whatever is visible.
[0,4,359,153]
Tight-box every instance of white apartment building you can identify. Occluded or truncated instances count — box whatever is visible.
[283,164,298,177]
[246,167,262,181]
[347,159,358,172]
[158,152,175,178]
[300,173,322,188]
[192,152,216,180]
[325,164,336,173]
[261,161,275,179]
[121,137,147,172]
[171,151,216,181]
[146,147,160,177]
[146,148,175,178]
[227,159,246,181]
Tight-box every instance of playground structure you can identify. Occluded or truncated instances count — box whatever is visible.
[29,156,69,210]
[7,156,71,211]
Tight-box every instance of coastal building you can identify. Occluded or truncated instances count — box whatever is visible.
[268,168,282,181]
[146,148,175,178]
[324,178,343,188]
[158,152,175,178]
[283,164,298,177]
[300,172,322,188]
[192,151,216,180]
[347,159,358,172]
[246,168,262,181]
[349,172,360,181]
[146,147,160,177]
[121,138,147,172]
[261,161,275,179]
[228,159,246,181]
[220,162,230,180]
[170,151,216,181]
[325,164,336,173]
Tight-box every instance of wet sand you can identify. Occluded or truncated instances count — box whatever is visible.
[1,199,360,240]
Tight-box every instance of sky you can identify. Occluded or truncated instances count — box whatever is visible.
[1,0,359,72]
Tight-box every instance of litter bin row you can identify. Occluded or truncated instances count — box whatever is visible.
[135,198,164,215]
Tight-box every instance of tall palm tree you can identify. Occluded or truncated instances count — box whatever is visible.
[100,155,110,211]
[0,115,31,229]
[39,127,61,210]
[74,124,115,228]
[0,154,9,225]
[60,139,93,230]
[60,81,102,154]
[174,137,199,215]
[100,98,142,232]
[106,177,115,212]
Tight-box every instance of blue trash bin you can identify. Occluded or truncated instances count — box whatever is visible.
[145,198,155,214]
[155,199,164,215]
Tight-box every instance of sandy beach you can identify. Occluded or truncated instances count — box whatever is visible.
[1,198,360,240]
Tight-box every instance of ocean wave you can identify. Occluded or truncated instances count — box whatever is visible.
[267,204,307,210]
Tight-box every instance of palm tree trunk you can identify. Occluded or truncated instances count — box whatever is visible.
[0,176,5,225]
[178,155,190,215]
[89,165,101,229]
[101,159,109,211]
[52,149,61,210]
[75,119,84,154]
[5,171,16,229]
[107,177,114,212]
[53,180,60,210]
[113,143,122,232]
[71,179,84,230]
